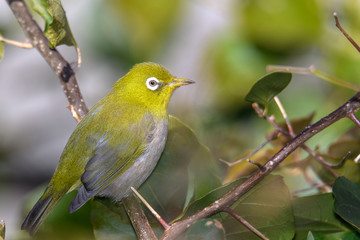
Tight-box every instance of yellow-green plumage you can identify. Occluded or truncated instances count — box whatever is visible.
[21,62,193,235]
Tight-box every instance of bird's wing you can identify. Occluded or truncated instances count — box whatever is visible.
[69,113,156,213]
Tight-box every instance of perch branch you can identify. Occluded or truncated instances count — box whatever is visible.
[161,92,360,239]
[253,101,340,177]
[122,195,158,240]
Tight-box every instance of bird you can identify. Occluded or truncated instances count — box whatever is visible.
[21,62,194,235]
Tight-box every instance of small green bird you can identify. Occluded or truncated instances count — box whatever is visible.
[21,62,194,235]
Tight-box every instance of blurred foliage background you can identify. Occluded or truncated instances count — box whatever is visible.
[1,0,360,239]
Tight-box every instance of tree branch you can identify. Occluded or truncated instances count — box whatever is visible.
[6,0,88,121]
[122,195,158,240]
[161,93,360,239]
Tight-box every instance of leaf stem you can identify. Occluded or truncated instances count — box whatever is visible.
[0,36,33,48]
[223,208,269,240]
[267,65,360,91]
[274,96,294,136]
[131,187,170,230]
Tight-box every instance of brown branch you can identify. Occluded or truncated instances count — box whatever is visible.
[6,0,88,122]
[161,93,360,239]
[347,112,360,128]
[123,195,158,240]
[334,12,360,53]
[252,103,340,178]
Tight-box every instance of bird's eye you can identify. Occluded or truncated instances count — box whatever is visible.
[146,77,160,91]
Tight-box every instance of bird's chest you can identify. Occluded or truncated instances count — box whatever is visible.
[99,120,168,201]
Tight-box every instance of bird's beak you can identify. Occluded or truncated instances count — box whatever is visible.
[169,78,195,88]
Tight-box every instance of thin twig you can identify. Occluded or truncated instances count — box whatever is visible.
[131,187,170,230]
[268,115,339,177]
[301,145,339,177]
[256,101,340,177]
[334,12,360,53]
[219,130,280,167]
[267,65,360,91]
[247,159,265,170]
[274,97,295,136]
[291,182,333,196]
[223,208,269,240]
[0,36,33,48]
[347,112,360,128]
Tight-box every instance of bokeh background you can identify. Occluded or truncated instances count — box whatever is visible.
[1,0,360,238]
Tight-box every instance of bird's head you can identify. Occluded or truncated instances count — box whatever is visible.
[113,62,194,114]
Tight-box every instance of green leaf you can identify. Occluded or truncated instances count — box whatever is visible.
[317,231,360,240]
[306,230,359,240]
[179,178,244,220]
[292,193,356,240]
[327,139,360,183]
[185,219,226,240]
[30,0,78,49]
[333,176,360,231]
[221,175,294,240]
[91,199,137,240]
[312,129,360,184]
[180,175,294,240]
[245,72,292,111]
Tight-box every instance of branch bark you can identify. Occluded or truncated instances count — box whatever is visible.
[161,92,360,239]
[123,195,157,240]
[6,0,88,121]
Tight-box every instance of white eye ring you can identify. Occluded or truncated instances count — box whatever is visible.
[146,77,160,91]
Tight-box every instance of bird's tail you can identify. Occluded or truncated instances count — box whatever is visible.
[21,187,64,236]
